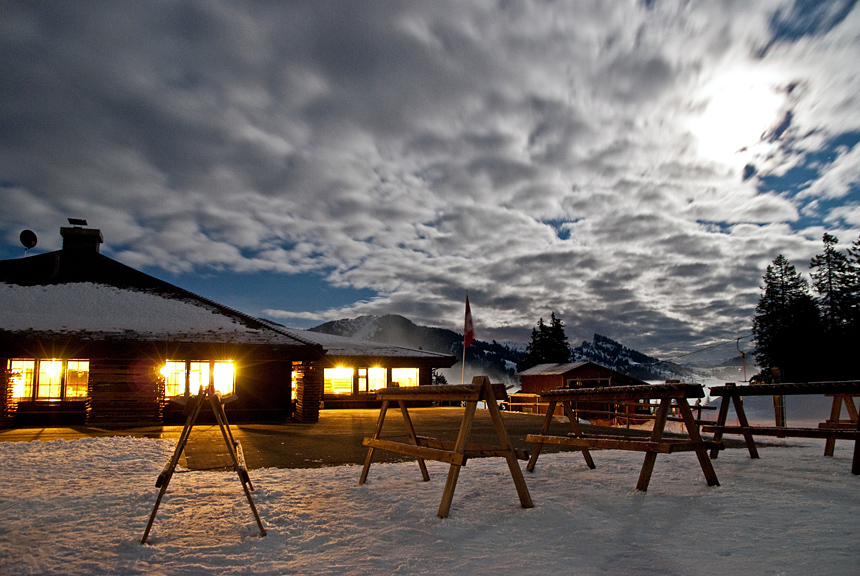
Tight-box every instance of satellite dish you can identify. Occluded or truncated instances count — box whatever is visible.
[20,230,37,250]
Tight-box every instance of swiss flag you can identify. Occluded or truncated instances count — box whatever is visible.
[464,294,474,348]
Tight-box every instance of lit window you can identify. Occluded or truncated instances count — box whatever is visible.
[324,367,354,394]
[8,359,89,400]
[291,365,298,401]
[65,360,89,398]
[8,359,35,400]
[159,360,235,397]
[161,361,186,397]
[37,359,63,399]
[189,361,210,394]
[368,367,386,391]
[213,361,234,395]
[391,368,419,388]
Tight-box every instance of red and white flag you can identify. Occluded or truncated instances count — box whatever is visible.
[464,294,474,348]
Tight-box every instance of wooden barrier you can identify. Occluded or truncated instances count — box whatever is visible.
[702,381,860,474]
[359,375,533,518]
[526,383,721,491]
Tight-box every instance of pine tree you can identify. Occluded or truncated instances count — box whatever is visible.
[547,312,571,363]
[810,233,852,335]
[809,233,855,379]
[521,313,571,370]
[752,255,820,382]
[846,235,860,336]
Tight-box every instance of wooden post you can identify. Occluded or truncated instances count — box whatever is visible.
[636,398,670,491]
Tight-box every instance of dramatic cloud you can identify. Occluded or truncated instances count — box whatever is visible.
[2,0,860,357]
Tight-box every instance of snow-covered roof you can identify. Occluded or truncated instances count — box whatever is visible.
[517,361,591,376]
[276,325,456,362]
[0,281,315,347]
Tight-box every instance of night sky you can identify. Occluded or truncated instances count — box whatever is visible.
[2,1,859,359]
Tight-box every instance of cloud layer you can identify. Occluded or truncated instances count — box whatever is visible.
[3,0,860,357]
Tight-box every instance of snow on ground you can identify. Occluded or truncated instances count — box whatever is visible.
[1,436,857,576]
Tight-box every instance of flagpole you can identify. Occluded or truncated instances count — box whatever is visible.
[461,338,466,385]
[462,292,473,384]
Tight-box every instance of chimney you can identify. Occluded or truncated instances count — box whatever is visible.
[60,219,103,253]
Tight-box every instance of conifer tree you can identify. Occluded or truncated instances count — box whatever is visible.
[809,233,855,379]
[752,255,820,382]
[810,233,852,335]
[521,313,571,370]
[846,235,860,335]
[547,312,571,363]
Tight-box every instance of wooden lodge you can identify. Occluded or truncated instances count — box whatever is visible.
[511,361,650,423]
[0,224,456,427]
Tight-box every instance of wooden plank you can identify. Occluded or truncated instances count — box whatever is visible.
[526,433,675,453]
[363,437,467,466]
[819,422,858,430]
[710,381,860,397]
[375,384,481,401]
[703,425,860,440]
[416,437,529,460]
[540,382,704,402]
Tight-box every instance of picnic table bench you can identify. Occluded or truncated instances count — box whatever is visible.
[701,381,860,474]
[359,375,533,518]
[525,382,721,491]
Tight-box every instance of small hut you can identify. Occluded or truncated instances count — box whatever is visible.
[512,361,649,423]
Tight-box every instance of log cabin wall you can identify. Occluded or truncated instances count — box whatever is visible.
[293,360,322,423]
[222,360,293,422]
[520,374,564,394]
[87,358,162,426]
[1,369,15,427]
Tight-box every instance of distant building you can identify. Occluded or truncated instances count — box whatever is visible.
[517,361,647,393]
[290,329,456,409]
[511,361,648,421]
[0,224,455,427]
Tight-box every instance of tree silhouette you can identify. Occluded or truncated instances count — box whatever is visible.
[810,233,852,335]
[752,255,820,382]
[521,312,571,370]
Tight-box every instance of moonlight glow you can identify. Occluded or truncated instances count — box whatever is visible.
[689,69,785,168]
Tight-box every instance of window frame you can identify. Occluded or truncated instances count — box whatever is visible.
[6,358,90,401]
[160,359,235,398]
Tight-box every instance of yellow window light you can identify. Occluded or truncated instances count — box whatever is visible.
[161,361,186,397]
[213,361,235,396]
[37,359,64,399]
[9,359,35,400]
[368,367,387,391]
[324,366,354,395]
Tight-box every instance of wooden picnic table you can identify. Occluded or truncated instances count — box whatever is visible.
[702,381,860,474]
[359,375,533,518]
[525,382,720,491]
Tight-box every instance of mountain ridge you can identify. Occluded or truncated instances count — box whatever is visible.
[308,314,731,384]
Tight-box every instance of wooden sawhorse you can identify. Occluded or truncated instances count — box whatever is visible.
[359,375,533,518]
[703,381,860,474]
[823,393,859,457]
[141,385,266,544]
[526,383,721,491]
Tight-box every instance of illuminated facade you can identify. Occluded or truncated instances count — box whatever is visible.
[0,225,324,426]
[0,224,455,426]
